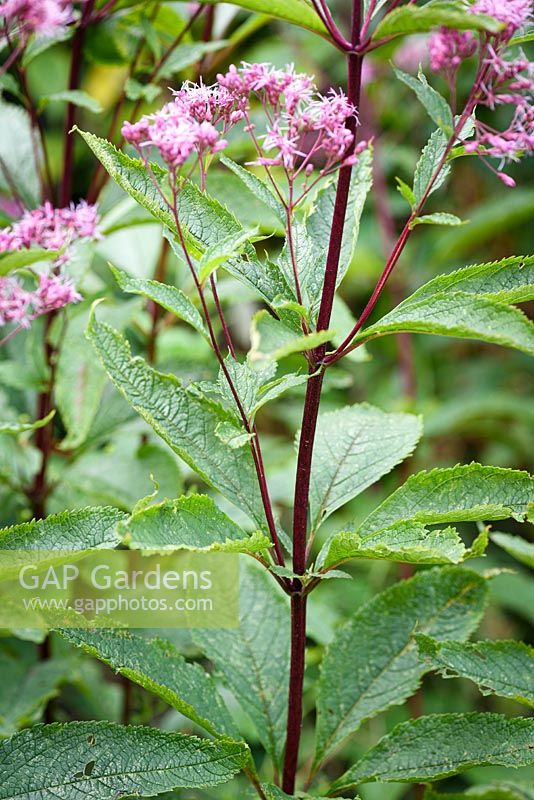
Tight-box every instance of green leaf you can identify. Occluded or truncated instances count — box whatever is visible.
[0,507,124,550]
[110,263,208,337]
[0,721,249,798]
[396,176,416,208]
[393,67,453,134]
[331,713,534,789]
[154,41,228,80]
[0,409,54,436]
[412,116,474,204]
[407,255,534,306]
[416,636,534,707]
[38,90,103,114]
[314,567,487,767]
[87,312,264,525]
[413,127,450,204]
[123,77,161,103]
[322,464,534,569]
[194,0,328,36]
[220,156,286,222]
[198,228,266,284]
[0,248,60,276]
[319,521,469,569]
[374,0,503,40]
[362,464,534,531]
[75,127,178,231]
[0,100,42,206]
[57,628,238,737]
[411,212,466,227]
[250,309,333,361]
[121,494,270,553]
[307,403,422,532]
[491,532,534,569]
[0,655,71,737]
[357,291,534,355]
[193,560,290,769]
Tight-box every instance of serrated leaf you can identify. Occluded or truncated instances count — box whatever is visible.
[87,313,265,525]
[220,157,286,222]
[357,291,534,355]
[110,263,207,337]
[195,0,328,36]
[250,309,333,361]
[75,127,178,231]
[491,532,534,569]
[374,1,503,40]
[319,521,468,569]
[0,507,124,550]
[307,403,422,533]
[393,67,453,134]
[331,713,534,789]
[412,212,466,227]
[38,90,103,114]
[0,409,54,435]
[361,464,534,532]
[407,255,534,306]
[198,228,265,284]
[416,636,534,707]
[121,494,270,554]
[314,567,487,767]
[57,628,238,737]
[0,721,249,798]
[193,560,290,769]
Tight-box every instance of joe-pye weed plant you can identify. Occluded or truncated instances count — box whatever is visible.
[0,0,533,798]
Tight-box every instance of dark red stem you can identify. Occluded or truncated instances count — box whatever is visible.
[282,2,363,793]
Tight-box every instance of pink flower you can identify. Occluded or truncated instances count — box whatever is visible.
[1,0,73,38]
[0,277,32,327]
[0,200,100,262]
[33,272,81,313]
[122,84,234,172]
[0,273,81,330]
[429,27,477,74]
[471,0,532,36]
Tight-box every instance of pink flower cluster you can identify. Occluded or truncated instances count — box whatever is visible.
[0,200,99,264]
[122,82,240,173]
[0,273,80,330]
[0,0,73,38]
[0,200,98,333]
[428,0,533,184]
[429,28,477,75]
[122,62,359,184]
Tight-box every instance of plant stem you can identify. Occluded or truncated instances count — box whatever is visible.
[282,2,363,792]
[30,313,57,519]
[60,0,95,206]
[282,593,307,793]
